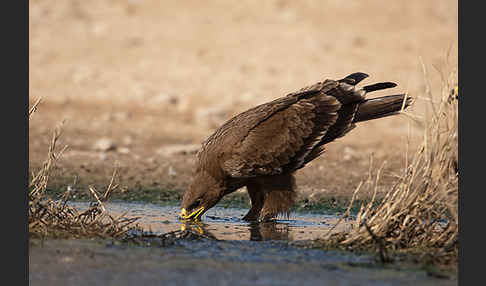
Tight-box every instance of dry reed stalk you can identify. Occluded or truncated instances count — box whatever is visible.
[29,97,42,120]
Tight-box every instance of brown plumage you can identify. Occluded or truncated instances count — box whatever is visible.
[180,72,412,221]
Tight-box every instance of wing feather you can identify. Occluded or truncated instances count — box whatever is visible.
[222,90,341,178]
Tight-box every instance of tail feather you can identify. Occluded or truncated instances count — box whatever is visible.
[339,72,369,85]
[363,82,397,92]
[353,94,412,123]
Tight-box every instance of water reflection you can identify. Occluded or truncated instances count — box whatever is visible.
[179,220,218,240]
[248,221,290,241]
[180,219,291,241]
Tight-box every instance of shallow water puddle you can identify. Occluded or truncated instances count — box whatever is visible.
[70,201,352,241]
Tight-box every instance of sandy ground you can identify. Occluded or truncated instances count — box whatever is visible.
[29,0,458,202]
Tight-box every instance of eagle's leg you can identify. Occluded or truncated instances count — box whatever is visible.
[260,173,297,222]
[242,182,265,221]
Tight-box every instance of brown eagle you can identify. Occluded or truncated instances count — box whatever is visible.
[180,72,412,221]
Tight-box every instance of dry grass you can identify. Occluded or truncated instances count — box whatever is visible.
[29,100,141,239]
[28,101,229,242]
[319,70,458,269]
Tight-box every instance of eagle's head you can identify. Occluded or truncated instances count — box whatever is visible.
[180,171,224,221]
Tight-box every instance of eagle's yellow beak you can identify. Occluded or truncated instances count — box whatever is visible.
[179,207,205,220]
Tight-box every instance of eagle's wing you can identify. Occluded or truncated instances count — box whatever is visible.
[220,77,362,178]
[203,72,398,179]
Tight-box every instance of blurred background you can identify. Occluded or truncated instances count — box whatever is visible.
[29,0,458,200]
